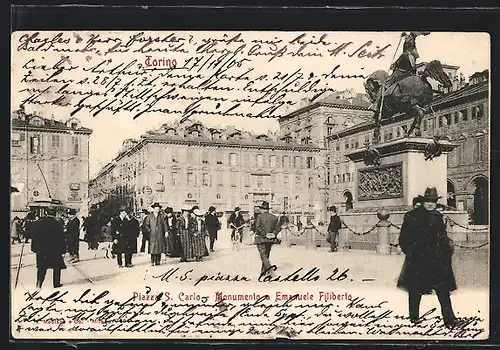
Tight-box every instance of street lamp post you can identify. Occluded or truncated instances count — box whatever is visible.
[315,165,328,224]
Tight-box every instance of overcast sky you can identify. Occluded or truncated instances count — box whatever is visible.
[11,31,490,177]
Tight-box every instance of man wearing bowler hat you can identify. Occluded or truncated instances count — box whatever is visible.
[65,208,81,263]
[327,206,342,252]
[112,206,137,268]
[142,202,167,266]
[205,206,221,252]
[397,187,459,328]
[31,205,66,289]
[254,201,280,277]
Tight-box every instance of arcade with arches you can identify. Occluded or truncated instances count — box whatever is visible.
[468,175,489,225]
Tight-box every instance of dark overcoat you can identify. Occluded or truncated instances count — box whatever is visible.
[165,215,181,257]
[327,214,342,243]
[254,211,280,245]
[84,215,101,250]
[31,216,67,270]
[65,217,81,254]
[397,207,457,294]
[205,213,221,240]
[143,213,166,255]
[112,217,139,254]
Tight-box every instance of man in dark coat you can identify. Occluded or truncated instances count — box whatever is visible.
[229,207,245,243]
[23,211,36,243]
[127,210,141,261]
[327,206,342,252]
[139,209,150,253]
[254,201,280,277]
[142,202,166,266]
[112,207,138,268]
[65,209,81,263]
[31,206,66,289]
[84,212,100,251]
[397,187,458,328]
[205,206,221,252]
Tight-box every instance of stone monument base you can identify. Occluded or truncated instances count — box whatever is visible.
[341,137,465,254]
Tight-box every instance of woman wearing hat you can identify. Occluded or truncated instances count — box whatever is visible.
[177,206,197,262]
[192,209,209,261]
[164,207,181,258]
[142,202,167,266]
[397,187,458,328]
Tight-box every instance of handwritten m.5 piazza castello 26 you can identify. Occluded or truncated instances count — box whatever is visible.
[10,30,490,340]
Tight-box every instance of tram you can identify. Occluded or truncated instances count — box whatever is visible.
[27,198,70,218]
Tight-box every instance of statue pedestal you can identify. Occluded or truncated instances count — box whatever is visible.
[344,137,461,254]
[346,137,458,210]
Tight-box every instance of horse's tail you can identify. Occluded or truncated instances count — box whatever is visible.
[424,60,452,88]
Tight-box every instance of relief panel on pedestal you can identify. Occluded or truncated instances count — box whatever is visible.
[358,162,404,201]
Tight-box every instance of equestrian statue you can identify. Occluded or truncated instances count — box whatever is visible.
[364,32,453,143]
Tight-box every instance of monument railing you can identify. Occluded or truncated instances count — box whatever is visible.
[276,215,489,253]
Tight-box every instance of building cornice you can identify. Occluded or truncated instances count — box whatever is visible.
[279,102,371,122]
[12,125,93,135]
[144,137,323,152]
[91,137,324,182]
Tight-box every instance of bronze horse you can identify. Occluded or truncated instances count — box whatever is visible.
[364,60,452,141]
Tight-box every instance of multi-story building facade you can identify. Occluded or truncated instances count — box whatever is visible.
[325,70,489,224]
[278,90,374,213]
[89,121,323,224]
[11,107,93,215]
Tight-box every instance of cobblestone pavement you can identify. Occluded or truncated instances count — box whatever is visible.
[11,234,488,290]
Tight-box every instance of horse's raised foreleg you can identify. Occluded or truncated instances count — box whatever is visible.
[405,106,425,137]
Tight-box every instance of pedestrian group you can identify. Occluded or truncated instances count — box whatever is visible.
[14,186,461,328]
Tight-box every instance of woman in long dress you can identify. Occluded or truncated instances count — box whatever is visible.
[164,207,182,258]
[192,209,209,262]
[177,207,196,262]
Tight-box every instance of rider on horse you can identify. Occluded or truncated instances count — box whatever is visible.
[365,32,453,139]
[385,32,430,87]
